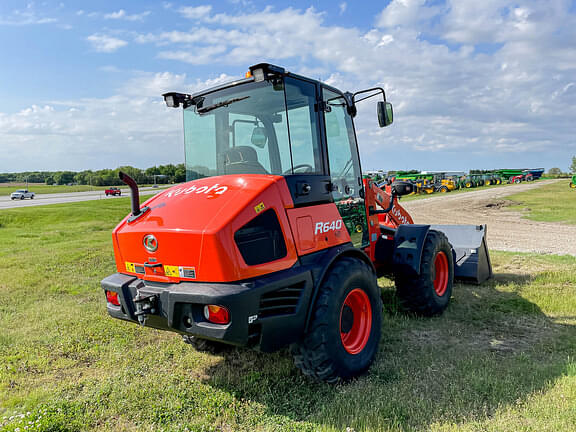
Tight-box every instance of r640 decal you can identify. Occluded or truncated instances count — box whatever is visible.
[315,219,343,234]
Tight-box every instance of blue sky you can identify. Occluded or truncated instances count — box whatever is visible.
[1,0,575,173]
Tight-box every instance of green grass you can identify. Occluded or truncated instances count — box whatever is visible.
[0,183,109,194]
[1,201,575,431]
[0,184,164,195]
[507,180,576,224]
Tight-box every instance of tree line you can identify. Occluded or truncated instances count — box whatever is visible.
[0,164,186,186]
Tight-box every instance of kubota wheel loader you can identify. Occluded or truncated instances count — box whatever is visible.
[101,63,492,383]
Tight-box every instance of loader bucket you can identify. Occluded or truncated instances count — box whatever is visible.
[430,224,492,284]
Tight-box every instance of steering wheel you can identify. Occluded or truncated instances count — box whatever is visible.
[283,164,314,175]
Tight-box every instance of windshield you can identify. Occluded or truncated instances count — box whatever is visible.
[183,77,323,181]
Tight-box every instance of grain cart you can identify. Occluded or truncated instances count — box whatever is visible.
[101,64,492,383]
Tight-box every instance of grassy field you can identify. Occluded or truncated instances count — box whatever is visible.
[0,200,575,431]
[0,183,109,194]
[507,180,576,224]
[0,184,163,195]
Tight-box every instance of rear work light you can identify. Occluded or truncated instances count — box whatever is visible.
[105,290,121,306]
[203,305,230,324]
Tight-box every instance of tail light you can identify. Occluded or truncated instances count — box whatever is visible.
[203,305,230,324]
[106,290,121,306]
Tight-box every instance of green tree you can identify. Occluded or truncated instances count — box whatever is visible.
[548,167,562,176]
[570,156,576,173]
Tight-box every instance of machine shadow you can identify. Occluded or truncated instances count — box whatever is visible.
[199,270,573,430]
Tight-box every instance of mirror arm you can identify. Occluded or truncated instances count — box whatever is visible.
[352,87,387,104]
[369,192,397,215]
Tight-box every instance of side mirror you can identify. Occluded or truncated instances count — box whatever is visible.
[391,180,413,196]
[250,127,268,148]
[377,101,393,127]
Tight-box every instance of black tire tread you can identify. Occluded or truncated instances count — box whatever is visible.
[290,257,381,383]
[395,230,454,317]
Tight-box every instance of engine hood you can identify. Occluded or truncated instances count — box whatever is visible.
[112,175,297,283]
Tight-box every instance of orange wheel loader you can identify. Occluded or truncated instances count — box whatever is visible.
[101,64,492,383]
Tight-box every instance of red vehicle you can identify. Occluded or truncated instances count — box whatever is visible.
[105,187,121,196]
[101,64,492,382]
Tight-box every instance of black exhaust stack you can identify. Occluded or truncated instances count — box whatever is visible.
[119,171,149,222]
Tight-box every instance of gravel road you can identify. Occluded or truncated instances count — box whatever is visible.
[401,179,576,256]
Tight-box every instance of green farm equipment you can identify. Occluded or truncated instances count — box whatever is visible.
[571,175,576,188]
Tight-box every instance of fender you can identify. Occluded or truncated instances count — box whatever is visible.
[392,224,431,276]
[299,244,376,332]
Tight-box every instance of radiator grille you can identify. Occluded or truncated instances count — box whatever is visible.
[258,283,305,318]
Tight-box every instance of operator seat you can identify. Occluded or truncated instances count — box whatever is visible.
[222,146,268,175]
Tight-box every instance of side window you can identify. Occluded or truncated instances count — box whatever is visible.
[284,78,323,174]
[323,88,367,247]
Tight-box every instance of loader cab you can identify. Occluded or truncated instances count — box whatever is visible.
[167,64,390,247]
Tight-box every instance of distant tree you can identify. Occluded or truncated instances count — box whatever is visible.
[174,164,186,183]
[570,156,576,173]
[548,167,562,176]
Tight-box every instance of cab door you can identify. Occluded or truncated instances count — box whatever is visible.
[322,88,368,248]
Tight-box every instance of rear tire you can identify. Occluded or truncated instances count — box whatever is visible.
[439,186,449,193]
[291,257,382,383]
[20,195,24,200]
[395,230,454,317]
[570,182,576,189]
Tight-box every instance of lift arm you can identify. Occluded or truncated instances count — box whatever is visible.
[365,180,413,229]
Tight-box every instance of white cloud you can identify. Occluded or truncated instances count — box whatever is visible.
[377,0,440,28]
[2,4,576,172]
[104,9,151,21]
[178,5,213,20]
[0,73,242,171]
[87,34,128,53]
[0,7,56,26]
[339,3,347,15]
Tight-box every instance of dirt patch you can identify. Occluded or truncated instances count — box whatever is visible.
[483,199,512,210]
[401,180,576,256]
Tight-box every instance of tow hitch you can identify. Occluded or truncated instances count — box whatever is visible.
[134,291,159,325]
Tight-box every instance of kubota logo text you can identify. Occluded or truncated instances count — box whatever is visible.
[391,206,410,225]
[315,219,343,234]
[164,184,228,198]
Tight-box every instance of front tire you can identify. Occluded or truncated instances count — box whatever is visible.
[570,182,576,189]
[395,230,454,317]
[291,257,382,383]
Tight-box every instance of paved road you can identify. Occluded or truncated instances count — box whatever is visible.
[0,187,169,210]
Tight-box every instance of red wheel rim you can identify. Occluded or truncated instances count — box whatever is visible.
[433,251,449,296]
[340,289,372,355]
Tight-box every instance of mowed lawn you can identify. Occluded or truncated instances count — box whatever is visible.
[507,179,576,224]
[0,183,108,195]
[0,199,575,431]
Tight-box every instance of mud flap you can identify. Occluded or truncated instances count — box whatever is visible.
[430,224,492,284]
